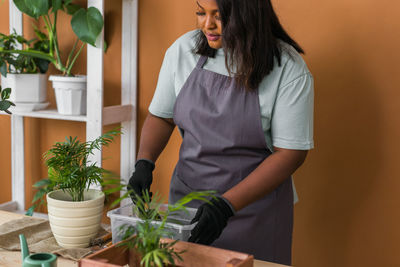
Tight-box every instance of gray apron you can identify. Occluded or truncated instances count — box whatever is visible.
[170,55,293,265]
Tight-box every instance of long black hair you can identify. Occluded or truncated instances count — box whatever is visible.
[194,0,304,91]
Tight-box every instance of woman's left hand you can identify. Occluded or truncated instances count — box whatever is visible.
[188,197,234,245]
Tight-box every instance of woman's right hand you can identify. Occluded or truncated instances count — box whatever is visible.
[128,159,155,201]
[130,113,175,201]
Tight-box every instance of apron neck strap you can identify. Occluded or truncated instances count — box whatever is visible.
[196,56,208,69]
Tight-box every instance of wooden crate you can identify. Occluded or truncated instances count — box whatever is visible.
[79,238,254,267]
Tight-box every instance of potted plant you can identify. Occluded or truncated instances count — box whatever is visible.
[0,85,15,114]
[27,129,122,248]
[3,0,104,115]
[0,30,50,111]
[80,191,254,267]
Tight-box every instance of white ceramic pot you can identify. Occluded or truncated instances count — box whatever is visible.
[49,75,87,115]
[46,189,105,248]
[1,73,47,103]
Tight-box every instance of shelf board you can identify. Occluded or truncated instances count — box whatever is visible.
[11,109,87,122]
[4,105,134,124]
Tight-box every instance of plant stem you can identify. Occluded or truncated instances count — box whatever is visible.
[49,13,63,72]
[65,42,84,76]
[42,16,54,58]
[0,49,55,63]
[65,38,79,70]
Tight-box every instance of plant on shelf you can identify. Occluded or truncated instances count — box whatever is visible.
[6,0,103,77]
[116,190,216,267]
[0,85,15,114]
[27,129,122,248]
[0,30,50,76]
[0,31,50,107]
[3,0,105,115]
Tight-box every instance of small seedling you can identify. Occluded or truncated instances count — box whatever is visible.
[118,190,216,267]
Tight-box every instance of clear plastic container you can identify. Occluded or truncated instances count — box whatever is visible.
[107,203,198,244]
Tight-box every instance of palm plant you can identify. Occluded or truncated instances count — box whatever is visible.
[117,190,216,267]
[27,129,121,215]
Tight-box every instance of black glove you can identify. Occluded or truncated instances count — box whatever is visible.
[188,196,234,245]
[128,159,155,201]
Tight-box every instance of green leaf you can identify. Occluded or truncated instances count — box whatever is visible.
[0,49,55,63]
[35,58,50,73]
[51,0,62,12]
[103,40,108,53]
[0,101,11,111]
[0,61,7,77]
[71,7,104,47]
[13,0,36,18]
[64,3,81,15]
[32,188,47,203]
[101,178,123,185]
[29,0,50,18]
[16,35,27,44]
[102,186,123,195]
[34,28,48,41]
[33,179,52,188]
[25,205,36,216]
[1,87,11,100]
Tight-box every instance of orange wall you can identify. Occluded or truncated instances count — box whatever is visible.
[1,0,400,266]
[0,0,12,205]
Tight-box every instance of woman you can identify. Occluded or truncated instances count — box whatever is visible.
[129,0,314,264]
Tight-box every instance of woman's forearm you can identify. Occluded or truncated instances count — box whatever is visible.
[137,113,175,162]
[223,147,308,211]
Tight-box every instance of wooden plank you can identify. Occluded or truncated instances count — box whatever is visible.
[11,115,25,211]
[9,0,22,36]
[80,244,129,267]
[8,0,24,212]
[120,0,138,207]
[87,0,105,191]
[80,238,286,267]
[10,109,87,122]
[102,105,132,126]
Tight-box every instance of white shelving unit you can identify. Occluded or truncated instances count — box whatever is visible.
[0,0,138,212]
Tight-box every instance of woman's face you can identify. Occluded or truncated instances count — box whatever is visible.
[196,0,222,49]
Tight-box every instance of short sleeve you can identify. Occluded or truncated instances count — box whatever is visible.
[148,48,177,118]
[271,73,314,150]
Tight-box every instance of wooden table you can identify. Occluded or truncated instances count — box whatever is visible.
[0,210,287,267]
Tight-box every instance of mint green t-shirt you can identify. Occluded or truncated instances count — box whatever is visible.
[149,30,314,202]
[149,30,314,151]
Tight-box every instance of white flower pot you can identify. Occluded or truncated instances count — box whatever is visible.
[1,73,47,103]
[49,75,87,115]
[46,189,105,248]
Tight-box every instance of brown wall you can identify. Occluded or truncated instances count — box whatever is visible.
[1,0,400,266]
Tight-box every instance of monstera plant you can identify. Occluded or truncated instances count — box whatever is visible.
[2,0,105,115]
[6,0,103,76]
